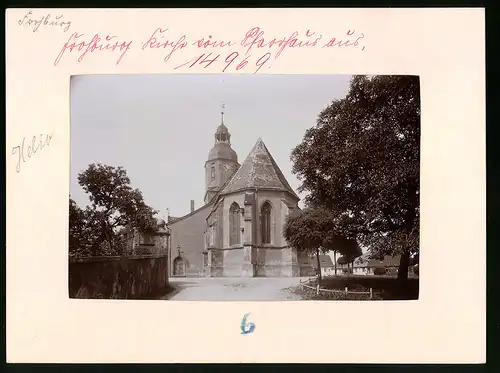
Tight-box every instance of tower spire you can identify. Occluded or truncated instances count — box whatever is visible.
[221,101,225,124]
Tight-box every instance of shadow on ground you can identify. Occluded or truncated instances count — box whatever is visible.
[157,279,203,300]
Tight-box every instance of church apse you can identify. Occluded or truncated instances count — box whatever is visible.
[203,138,302,277]
[167,111,302,278]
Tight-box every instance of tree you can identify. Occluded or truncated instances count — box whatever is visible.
[69,197,90,258]
[283,207,361,280]
[290,75,420,279]
[337,255,356,273]
[70,163,158,257]
[69,197,105,257]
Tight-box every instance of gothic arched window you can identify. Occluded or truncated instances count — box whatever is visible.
[261,201,272,244]
[229,202,241,246]
[211,164,215,181]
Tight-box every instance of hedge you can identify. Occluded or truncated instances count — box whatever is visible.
[319,275,419,300]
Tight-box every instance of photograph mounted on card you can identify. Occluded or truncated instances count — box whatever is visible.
[69,73,420,302]
[6,8,485,364]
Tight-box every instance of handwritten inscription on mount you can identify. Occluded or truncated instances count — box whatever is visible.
[240,313,256,335]
[18,10,71,33]
[52,26,366,72]
[11,132,54,174]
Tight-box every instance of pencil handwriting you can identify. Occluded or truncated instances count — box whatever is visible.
[11,132,54,174]
[18,10,71,32]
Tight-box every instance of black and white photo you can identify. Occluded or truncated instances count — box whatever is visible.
[69,74,420,301]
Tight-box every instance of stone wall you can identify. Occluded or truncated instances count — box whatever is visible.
[222,248,245,276]
[69,255,169,299]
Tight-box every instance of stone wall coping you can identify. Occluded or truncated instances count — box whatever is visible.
[69,254,167,264]
[207,245,292,251]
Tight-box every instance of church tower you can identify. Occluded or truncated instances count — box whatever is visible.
[204,106,239,203]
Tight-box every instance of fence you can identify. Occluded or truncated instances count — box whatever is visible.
[299,277,374,299]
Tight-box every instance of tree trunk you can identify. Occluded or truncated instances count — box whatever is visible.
[334,251,337,276]
[316,248,322,281]
[398,249,411,280]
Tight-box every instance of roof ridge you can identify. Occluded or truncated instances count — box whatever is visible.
[263,142,297,194]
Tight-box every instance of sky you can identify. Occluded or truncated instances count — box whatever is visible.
[70,74,352,219]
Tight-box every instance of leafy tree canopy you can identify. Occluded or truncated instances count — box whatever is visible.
[290,75,420,279]
[69,163,158,258]
[283,206,361,258]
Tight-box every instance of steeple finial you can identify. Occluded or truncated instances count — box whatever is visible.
[221,101,225,124]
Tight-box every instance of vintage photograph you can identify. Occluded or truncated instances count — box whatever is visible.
[69,74,420,301]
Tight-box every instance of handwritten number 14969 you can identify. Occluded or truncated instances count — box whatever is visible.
[175,52,271,73]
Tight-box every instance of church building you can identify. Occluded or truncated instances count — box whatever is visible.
[166,113,310,277]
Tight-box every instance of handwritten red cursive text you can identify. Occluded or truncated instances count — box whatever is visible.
[174,51,272,74]
[192,36,235,49]
[322,29,366,50]
[240,27,323,59]
[54,32,133,66]
[141,28,188,63]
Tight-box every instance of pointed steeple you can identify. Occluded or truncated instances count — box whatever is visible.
[214,102,231,145]
[221,101,225,125]
[219,138,299,198]
[205,106,239,203]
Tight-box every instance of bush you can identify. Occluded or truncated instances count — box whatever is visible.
[386,267,398,276]
[374,267,387,276]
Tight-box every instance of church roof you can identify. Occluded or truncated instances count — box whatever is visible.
[312,255,335,269]
[219,138,299,198]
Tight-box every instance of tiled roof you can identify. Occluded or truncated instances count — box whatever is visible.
[312,255,335,268]
[220,138,299,198]
[367,255,402,267]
